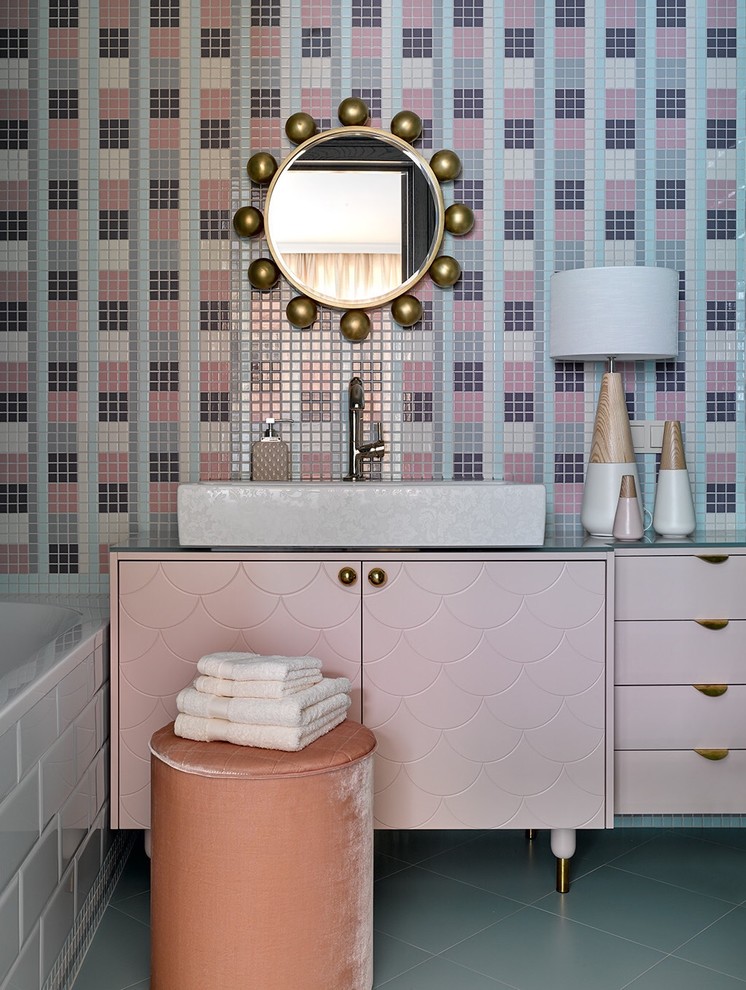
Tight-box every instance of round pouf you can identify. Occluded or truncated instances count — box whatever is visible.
[149,720,377,990]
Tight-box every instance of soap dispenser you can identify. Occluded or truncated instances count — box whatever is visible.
[251,418,290,482]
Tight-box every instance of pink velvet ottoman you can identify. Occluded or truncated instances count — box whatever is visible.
[149,719,377,990]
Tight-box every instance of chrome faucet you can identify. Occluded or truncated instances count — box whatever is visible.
[343,376,385,481]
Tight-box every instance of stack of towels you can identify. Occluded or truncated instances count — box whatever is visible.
[173,652,351,752]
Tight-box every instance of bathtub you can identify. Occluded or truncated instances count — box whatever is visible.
[0,597,106,734]
[0,595,117,990]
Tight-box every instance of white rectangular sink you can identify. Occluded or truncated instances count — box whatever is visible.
[177,481,546,548]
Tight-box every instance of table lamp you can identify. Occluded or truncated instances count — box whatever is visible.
[549,266,679,537]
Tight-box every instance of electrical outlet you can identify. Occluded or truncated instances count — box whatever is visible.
[629,420,666,454]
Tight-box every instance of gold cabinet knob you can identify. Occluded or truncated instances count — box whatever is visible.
[695,619,729,630]
[368,567,387,587]
[696,554,729,564]
[693,683,728,697]
[338,566,357,586]
[695,749,729,761]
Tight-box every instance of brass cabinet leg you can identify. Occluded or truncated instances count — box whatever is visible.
[550,828,575,894]
[556,857,570,893]
[525,829,537,841]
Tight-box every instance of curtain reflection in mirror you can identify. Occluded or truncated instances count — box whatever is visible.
[282,252,402,304]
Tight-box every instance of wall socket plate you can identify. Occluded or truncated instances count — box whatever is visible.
[629,420,666,454]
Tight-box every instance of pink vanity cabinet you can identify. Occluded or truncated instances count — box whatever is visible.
[110,549,613,850]
[615,547,746,813]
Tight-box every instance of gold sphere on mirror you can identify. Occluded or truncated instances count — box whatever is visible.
[286,296,318,328]
[340,310,371,341]
[247,152,278,184]
[232,206,264,238]
[430,149,462,182]
[337,97,369,126]
[429,255,461,287]
[390,110,422,143]
[285,112,317,145]
[445,203,475,235]
[390,294,423,327]
[248,258,280,290]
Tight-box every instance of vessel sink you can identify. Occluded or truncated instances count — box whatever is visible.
[177,481,546,548]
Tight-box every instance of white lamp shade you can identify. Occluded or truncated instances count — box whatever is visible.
[549,266,679,361]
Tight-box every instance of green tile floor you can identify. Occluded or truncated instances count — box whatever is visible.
[71,828,746,989]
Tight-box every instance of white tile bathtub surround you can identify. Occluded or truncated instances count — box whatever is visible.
[0,727,15,805]
[0,878,20,985]
[0,769,39,892]
[19,695,58,779]
[0,604,125,990]
[21,823,58,941]
[41,866,75,981]
[5,926,40,990]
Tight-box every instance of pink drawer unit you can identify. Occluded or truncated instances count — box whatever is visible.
[616,685,746,750]
[615,750,746,815]
[614,546,746,817]
[615,619,746,685]
[616,552,746,620]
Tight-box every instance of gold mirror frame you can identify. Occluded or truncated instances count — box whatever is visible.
[233,98,474,342]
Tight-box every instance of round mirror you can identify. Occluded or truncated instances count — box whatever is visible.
[264,127,445,310]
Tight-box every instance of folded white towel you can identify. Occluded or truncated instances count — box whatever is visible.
[193,673,322,699]
[173,703,349,751]
[197,652,322,682]
[176,677,351,727]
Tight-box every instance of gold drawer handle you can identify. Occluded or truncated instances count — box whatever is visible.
[693,684,728,697]
[696,554,729,564]
[368,567,387,587]
[695,749,730,761]
[338,566,357,586]
[695,619,729,630]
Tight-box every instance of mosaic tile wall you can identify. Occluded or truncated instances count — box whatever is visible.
[0,0,744,592]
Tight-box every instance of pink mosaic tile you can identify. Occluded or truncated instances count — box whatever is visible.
[505,0,535,27]
[352,29,382,57]
[504,453,536,484]
[656,211,686,240]
[48,484,79,514]
[49,213,79,241]
[100,0,130,27]
[708,0,738,27]
[655,393,687,422]
[48,120,79,150]
[555,212,585,240]
[0,546,30,575]
[149,211,181,241]
[47,302,79,333]
[707,451,737,482]
[49,29,79,59]
[149,482,178,513]
[556,28,585,57]
[200,452,232,481]
[655,119,687,149]
[48,394,78,423]
[606,0,636,26]
[401,452,434,481]
[151,28,181,58]
[554,392,586,423]
[657,28,687,58]
[454,29,484,57]
[554,120,586,150]
[454,392,483,422]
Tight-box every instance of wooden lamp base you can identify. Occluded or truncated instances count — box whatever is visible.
[580,372,643,537]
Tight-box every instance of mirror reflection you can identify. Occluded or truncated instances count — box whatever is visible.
[265,129,442,310]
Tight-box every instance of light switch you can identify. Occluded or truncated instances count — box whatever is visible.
[629,420,666,454]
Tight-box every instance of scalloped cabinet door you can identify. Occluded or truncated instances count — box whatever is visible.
[362,559,608,830]
[113,558,361,828]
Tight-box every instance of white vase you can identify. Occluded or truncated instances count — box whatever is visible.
[581,461,643,538]
[613,475,644,541]
[653,469,695,537]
